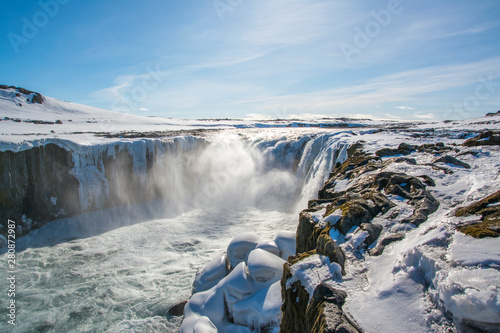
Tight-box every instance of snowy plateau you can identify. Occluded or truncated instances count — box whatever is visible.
[0,86,499,333]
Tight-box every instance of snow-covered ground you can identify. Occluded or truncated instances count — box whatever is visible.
[339,134,500,332]
[0,86,390,152]
[182,132,500,332]
[1,87,499,332]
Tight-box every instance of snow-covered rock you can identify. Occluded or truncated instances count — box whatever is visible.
[226,233,260,270]
[247,249,285,290]
[181,231,294,333]
[273,231,296,260]
[193,253,229,293]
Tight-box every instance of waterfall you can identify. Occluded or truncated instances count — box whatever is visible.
[69,130,353,216]
[0,128,355,333]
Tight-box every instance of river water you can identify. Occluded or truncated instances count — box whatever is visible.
[0,129,351,332]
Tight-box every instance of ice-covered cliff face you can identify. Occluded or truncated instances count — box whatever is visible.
[0,130,351,237]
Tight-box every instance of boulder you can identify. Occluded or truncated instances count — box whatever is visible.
[463,131,500,146]
[417,175,436,187]
[255,240,281,257]
[247,249,285,290]
[456,189,500,238]
[227,233,260,269]
[168,300,188,316]
[306,283,363,333]
[433,155,471,169]
[358,223,383,248]
[369,233,405,256]
[274,231,296,260]
[375,142,415,158]
[193,253,230,293]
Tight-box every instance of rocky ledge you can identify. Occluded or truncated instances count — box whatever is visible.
[281,142,440,332]
[280,133,500,332]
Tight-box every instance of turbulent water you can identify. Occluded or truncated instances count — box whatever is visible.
[0,129,351,332]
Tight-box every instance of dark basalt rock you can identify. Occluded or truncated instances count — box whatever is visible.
[463,131,500,146]
[285,142,440,333]
[418,175,436,187]
[280,252,317,333]
[168,301,188,316]
[316,232,346,275]
[456,189,500,238]
[375,142,416,158]
[0,144,80,236]
[416,142,453,154]
[485,110,500,117]
[369,233,405,256]
[358,223,383,248]
[394,156,417,165]
[433,155,471,169]
[0,85,44,104]
[306,284,363,333]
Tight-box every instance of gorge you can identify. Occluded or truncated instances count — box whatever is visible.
[1,88,499,332]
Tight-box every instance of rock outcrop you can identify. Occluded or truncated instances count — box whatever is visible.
[0,144,79,236]
[463,131,500,146]
[280,142,440,332]
[456,189,500,238]
[0,138,206,237]
[0,85,44,104]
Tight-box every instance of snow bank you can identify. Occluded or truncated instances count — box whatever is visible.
[437,268,500,325]
[181,232,295,333]
[449,232,500,266]
[286,254,342,298]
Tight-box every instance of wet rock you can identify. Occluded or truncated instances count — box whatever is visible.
[463,131,500,146]
[168,301,187,316]
[433,155,471,169]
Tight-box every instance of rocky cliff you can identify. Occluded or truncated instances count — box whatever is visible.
[280,133,500,332]
[0,137,206,237]
[0,144,79,236]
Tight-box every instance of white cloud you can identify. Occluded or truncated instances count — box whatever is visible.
[434,22,500,39]
[413,113,435,120]
[395,106,417,110]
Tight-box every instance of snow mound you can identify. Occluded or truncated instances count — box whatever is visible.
[286,254,342,298]
[181,232,295,333]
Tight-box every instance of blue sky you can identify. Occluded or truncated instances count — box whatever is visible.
[1,0,500,120]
